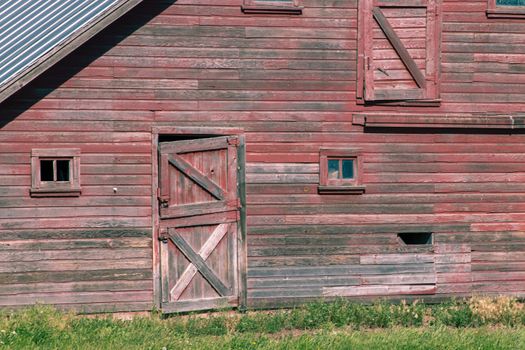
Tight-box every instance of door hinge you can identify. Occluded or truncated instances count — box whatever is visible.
[158,229,169,243]
[157,188,169,208]
[159,198,169,208]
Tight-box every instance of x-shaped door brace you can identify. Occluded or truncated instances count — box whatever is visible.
[372,7,426,89]
[169,224,230,299]
[168,154,226,200]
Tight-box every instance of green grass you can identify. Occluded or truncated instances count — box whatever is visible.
[2,297,525,349]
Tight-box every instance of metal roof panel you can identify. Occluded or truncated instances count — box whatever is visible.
[0,0,143,103]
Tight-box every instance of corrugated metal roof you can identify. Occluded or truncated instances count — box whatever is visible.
[0,0,142,102]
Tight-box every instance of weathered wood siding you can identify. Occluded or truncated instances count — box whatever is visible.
[1,0,525,311]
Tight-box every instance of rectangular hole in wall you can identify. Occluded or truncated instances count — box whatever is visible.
[398,232,433,245]
[40,160,54,181]
[56,160,70,181]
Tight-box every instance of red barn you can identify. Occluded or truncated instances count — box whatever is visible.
[1,0,525,313]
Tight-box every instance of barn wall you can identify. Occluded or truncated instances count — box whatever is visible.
[1,0,525,311]
[0,119,153,312]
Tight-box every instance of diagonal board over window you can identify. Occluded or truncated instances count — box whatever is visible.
[357,0,441,103]
[158,136,242,313]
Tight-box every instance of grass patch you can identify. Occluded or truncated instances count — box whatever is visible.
[1,297,525,349]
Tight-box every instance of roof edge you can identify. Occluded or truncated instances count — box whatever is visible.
[0,0,143,105]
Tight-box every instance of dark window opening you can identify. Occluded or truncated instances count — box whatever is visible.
[327,158,355,180]
[242,0,303,15]
[40,159,70,182]
[328,159,339,179]
[57,160,70,181]
[497,0,525,5]
[158,134,221,143]
[342,159,354,179]
[40,160,54,181]
[31,149,80,197]
[398,232,433,245]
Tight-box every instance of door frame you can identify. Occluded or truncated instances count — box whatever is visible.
[151,126,247,312]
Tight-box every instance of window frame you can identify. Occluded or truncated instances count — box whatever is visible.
[318,148,365,194]
[241,0,303,15]
[487,0,525,18]
[31,148,81,197]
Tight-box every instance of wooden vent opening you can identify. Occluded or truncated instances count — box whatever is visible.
[398,232,433,245]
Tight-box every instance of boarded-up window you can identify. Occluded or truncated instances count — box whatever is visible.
[242,0,303,14]
[487,0,525,17]
[357,0,441,103]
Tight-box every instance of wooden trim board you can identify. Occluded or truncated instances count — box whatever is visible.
[354,114,525,129]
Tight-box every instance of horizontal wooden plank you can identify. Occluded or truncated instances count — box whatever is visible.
[248,288,322,299]
[0,218,151,230]
[249,245,434,256]
[248,263,434,278]
[0,238,151,251]
[360,254,434,265]
[249,224,470,235]
[361,273,436,285]
[248,255,360,267]
[0,248,150,262]
[323,285,436,297]
[0,268,152,284]
[161,296,237,313]
[0,280,152,296]
[0,258,152,273]
[0,228,150,241]
[56,301,153,314]
[0,291,153,306]
[248,276,360,289]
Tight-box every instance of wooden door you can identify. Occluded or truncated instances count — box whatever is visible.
[158,136,241,313]
[358,0,440,102]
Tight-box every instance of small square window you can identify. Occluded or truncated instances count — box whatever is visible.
[327,158,356,180]
[39,159,71,182]
[31,149,81,197]
[318,149,365,194]
[487,0,525,18]
[241,0,303,15]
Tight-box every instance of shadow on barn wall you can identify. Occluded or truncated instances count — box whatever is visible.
[0,0,177,129]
